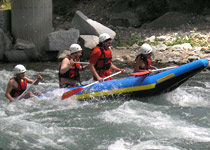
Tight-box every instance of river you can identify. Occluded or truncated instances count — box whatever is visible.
[0,62,210,150]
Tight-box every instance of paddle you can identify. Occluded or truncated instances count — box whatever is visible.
[74,62,90,65]
[16,79,38,100]
[132,66,178,76]
[61,71,122,100]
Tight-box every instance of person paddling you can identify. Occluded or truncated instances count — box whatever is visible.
[89,33,125,82]
[58,44,89,88]
[5,64,42,102]
[133,43,157,73]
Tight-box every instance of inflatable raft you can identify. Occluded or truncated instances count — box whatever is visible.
[63,59,209,100]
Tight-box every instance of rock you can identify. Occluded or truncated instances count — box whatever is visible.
[3,50,29,62]
[57,50,70,60]
[122,55,132,61]
[171,51,181,57]
[180,51,189,59]
[0,10,11,34]
[145,35,156,42]
[188,56,200,61]
[110,18,129,27]
[0,28,12,60]
[130,44,139,49]
[204,49,210,53]
[178,59,188,65]
[181,43,193,50]
[109,11,140,27]
[113,57,124,62]
[45,28,80,51]
[156,36,168,41]
[14,39,40,61]
[145,11,192,29]
[135,0,168,24]
[71,10,116,39]
[79,35,99,49]
[172,43,192,51]
[193,47,202,52]
[154,44,167,51]
[79,35,99,60]
[15,39,35,50]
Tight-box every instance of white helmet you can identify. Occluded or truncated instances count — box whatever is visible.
[99,33,111,42]
[69,44,82,54]
[140,43,153,54]
[14,64,26,74]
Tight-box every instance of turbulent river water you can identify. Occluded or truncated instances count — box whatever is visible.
[0,62,210,150]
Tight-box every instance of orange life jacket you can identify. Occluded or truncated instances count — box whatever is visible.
[10,77,27,97]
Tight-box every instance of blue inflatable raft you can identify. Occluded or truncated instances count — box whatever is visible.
[65,59,209,100]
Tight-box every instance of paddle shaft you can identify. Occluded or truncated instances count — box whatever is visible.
[151,66,178,72]
[16,79,38,100]
[132,66,178,76]
[83,71,122,89]
[74,62,90,65]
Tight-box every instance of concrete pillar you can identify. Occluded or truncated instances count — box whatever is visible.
[11,0,52,51]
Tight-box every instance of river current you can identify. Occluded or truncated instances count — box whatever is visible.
[0,62,210,150]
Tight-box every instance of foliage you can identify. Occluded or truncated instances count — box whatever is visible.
[116,31,208,48]
[0,0,11,10]
[166,33,208,47]
[116,32,144,47]
[127,33,144,46]
[115,34,127,47]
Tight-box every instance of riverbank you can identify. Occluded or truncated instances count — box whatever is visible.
[51,0,210,66]
[55,10,210,66]
[110,20,210,66]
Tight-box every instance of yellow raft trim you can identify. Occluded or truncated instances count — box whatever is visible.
[76,83,156,100]
[157,73,175,83]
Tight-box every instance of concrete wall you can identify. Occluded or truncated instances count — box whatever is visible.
[11,0,52,51]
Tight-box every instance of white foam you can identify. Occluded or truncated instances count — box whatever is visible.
[166,87,210,107]
[130,140,180,150]
[108,138,132,150]
[100,101,210,143]
[108,139,180,150]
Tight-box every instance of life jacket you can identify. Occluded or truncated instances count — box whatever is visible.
[94,46,112,71]
[135,54,151,70]
[10,77,27,97]
[58,56,80,81]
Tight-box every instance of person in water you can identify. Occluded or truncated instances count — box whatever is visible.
[58,44,89,88]
[5,64,42,102]
[89,33,125,82]
[133,43,157,72]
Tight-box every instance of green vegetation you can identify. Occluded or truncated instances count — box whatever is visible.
[116,32,144,47]
[116,32,208,48]
[127,33,144,46]
[166,33,208,47]
[0,0,11,10]
[166,34,194,46]
[116,34,127,47]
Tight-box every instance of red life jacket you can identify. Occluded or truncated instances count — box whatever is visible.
[143,59,151,69]
[69,62,80,80]
[94,47,112,71]
[58,56,80,80]
[135,54,151,69]
[10,77,27,97]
